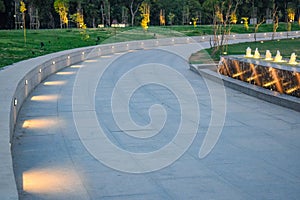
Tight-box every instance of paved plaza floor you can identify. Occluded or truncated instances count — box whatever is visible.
[12,45,300,199]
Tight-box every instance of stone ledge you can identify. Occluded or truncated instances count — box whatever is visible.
[190,65,300,112]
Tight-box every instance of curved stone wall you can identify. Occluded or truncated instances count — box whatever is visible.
[0,31,299,199]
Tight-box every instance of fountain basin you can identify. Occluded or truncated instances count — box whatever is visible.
[218,55,300,98]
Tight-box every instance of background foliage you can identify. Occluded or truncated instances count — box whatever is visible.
[0,0,299,29]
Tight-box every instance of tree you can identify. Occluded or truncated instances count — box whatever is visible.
[203,0,241,55]
[185,0,201,24]
[168,12,175,25]
[70,10,86,28]
[0,0,5,13]
[129,0,143,26]
[140,1,150,31]
[84,1,100,28]
[241,17,249,30]
[29,0,55,28]
[271,0,278,40]
[286,2,296,36]
[121,6,129,24]
[1,0,298,29]
[287,8,295,22]
[158,0,183,25]
[230,13,237,24]
[254,18,265,42]
[20,1,26,45]
[192,17,198,27]
[101,0,110,26]
[54,0,69,28]
[160,9,165,26]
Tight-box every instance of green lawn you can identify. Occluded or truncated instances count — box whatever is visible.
[0,23,299,68]
[0,28,118,68]
[0,27,172,68]
[165,22,300,36]
[190,38,300,64]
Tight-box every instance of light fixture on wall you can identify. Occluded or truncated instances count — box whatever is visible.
[14,98,18,106]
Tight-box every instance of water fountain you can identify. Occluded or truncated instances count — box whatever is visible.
[218,49,300,97]
[288,53,298,65]
[245,47,253,57]
[274,50,284,62]
[265,50,273,60]
[253,48,260,59]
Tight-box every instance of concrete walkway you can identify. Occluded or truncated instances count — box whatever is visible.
[12,41,300,200]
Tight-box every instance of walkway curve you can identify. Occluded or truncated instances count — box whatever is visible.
[0,31,299,199]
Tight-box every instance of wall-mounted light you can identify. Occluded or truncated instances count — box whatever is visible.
[52,61,56,65]
[56,71,75,75]
[67,56,70,59]
[25,80,28,85]
[14,98,18,106]
[44,81,66,86]
[82,52,85,55]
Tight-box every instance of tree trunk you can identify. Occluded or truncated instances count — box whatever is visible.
[130,1,135,26]
[22,12,26,45]
[131,15,135,26]
[130,0,141,26]
[101,5,104,25]
[107,3,110,26]
[47,11,55,28]
[271,0,278,40]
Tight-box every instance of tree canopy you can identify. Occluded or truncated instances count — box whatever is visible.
[0,0,299,29]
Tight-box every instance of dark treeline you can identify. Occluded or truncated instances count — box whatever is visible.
[0,0,299,29]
